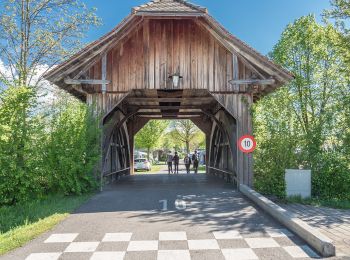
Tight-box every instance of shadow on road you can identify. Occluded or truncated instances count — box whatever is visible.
[73,174,283,234]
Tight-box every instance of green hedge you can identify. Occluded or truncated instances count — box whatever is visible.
[0,86,100,206]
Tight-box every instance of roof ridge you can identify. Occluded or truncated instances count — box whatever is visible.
[132,0,207,13]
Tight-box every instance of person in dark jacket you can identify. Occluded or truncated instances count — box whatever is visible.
[173,152,180,174]
[167,151,173,174]
[192,150,199,174]
[184,154,192,174]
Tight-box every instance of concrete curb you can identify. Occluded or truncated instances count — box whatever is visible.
[239,184,335,257]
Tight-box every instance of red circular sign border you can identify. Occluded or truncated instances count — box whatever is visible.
[238,135,256,153]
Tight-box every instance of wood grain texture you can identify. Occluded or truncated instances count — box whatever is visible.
[86,19,248,94]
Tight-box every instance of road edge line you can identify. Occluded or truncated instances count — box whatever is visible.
[239,184,335,257]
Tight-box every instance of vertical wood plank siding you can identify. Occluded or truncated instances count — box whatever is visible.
[86,19,251,99]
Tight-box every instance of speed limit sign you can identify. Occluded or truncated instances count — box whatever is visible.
[238,135,256,153]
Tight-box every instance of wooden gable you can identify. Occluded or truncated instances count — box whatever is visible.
[85,19,251,93]
[43,0,293,101]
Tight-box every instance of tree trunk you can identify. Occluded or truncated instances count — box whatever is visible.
[186,141,189,154]
[147,147,150,160]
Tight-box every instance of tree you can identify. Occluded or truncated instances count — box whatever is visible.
[254,15,350,199]
[270,15,346,163]
[324,0,350,32]
[45,99,100,194]
[0,0,100,87]
[135,120,169,160]
[0,86,41,204]
[170,120,202,154]
[324,0,350,65]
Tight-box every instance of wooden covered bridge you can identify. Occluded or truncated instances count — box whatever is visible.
[44,0,292,188]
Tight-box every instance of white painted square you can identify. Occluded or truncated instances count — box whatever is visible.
[245,238,280,248]
[284,245,319,258]
[157,250,191,260]
[222,248,259,260]
[187,239,220,250]
[90,251,125,260]
[102,232,132,242]
[159,232,187,241]
[212,230,242,239]
[265,228,294,238]
[127,240,158,251]
[25,253,61,260]
[64,242,99,252]
[44,233,78,243]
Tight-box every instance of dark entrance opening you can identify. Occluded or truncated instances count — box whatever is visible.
[102,89,238,188]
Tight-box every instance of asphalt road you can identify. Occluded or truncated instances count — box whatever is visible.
[2,173,336,260]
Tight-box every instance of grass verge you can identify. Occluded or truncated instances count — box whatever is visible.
[285,196,350,210]
[0,194,91,255]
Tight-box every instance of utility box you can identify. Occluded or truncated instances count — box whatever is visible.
[285,169,311,198]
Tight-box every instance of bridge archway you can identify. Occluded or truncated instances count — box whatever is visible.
[101,89,240,186]
[43,0,293,189]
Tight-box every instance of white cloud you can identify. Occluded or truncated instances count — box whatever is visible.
[0,59,13,88]
[0,59,61,110]
[33,65,63,110]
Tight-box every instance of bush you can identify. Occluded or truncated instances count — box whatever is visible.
[0,86,100,206]
[0,86,44,205]
[312,152,350,200]
[45,102,100,195]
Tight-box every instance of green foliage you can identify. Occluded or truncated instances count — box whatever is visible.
[0,86,99,206]
[253,88,299,198]
[0,86,43,204]
[0,0,101,87]
[135,120,169,159]
[45,101,100,195]
[312,152,350,200]
[324,0,350,65]
[169,120,204,153]
[254,15,350,200]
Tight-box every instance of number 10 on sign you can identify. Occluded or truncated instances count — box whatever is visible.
[238,135,256,153]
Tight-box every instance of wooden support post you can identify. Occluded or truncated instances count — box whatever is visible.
[101,54,107,93]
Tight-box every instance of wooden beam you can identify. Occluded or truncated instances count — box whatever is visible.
[101,53,107,92]
[138,116,202,120]
[228,79,275,85]
[137,112,203,116]
[70,85,87,95]
[64,78,110,85]
[127,97,214,103]
[134,105,202,110]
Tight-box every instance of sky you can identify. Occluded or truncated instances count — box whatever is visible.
[83,0,331,55]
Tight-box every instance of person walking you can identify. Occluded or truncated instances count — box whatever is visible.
[173,152,180,174]
[167,151,173,174]
[192,150,199,174]
[184,154,191,174]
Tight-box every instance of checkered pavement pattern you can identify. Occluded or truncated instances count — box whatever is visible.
[25,228,320,260]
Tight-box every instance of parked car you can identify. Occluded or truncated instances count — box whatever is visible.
[134,158,151,171]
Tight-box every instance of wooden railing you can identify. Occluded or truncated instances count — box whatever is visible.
[207,166,237,185]
[104,167,130,177]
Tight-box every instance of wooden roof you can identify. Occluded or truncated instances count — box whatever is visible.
[132,0,207,13]
[44,0,293,101]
